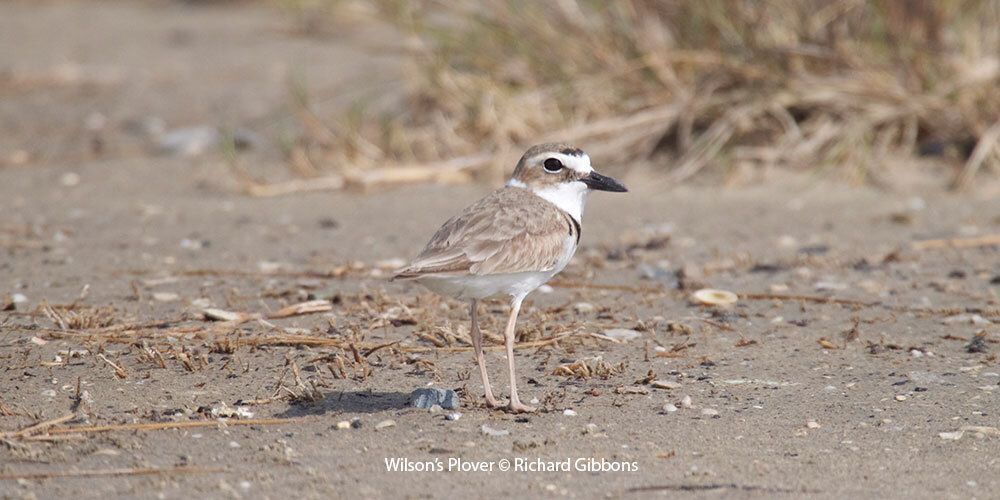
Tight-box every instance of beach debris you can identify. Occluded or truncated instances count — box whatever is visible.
[152,292,179,302]
[942,314,991,325]
[966,331,989,353]
[409,388,459,409]
[615,386,649,395]
[335,421,351,430]
[207,402,254,420]
[553,357,622,379]
[939,426,1000,441]
[814,281,848,291]
[157,125,219,157]
[480,424,509,437]
[650,380,681,390]
[375,419,396,430]
[691,289,738,307]
[602,328,641,342]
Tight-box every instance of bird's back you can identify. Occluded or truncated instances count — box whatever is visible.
[393,187,579,280]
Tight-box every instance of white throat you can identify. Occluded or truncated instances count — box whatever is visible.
[528,181,589,222]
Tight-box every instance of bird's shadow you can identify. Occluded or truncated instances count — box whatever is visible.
[277,390,411,417]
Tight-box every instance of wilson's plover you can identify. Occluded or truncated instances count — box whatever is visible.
[393,143,627,413]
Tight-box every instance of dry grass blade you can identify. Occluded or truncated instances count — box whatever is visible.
[0,413,75,439]
[96,353,128,379]
[738,293,873,307]
[0,466,224,481]
[244,174,345,197]
[43,417,307,436]
[952,121,1000,190]
[912,234,1000,251]
[273,0,1000,188]
[268,300,333,319]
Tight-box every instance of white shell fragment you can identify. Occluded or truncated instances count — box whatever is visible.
[691,288,738,306]
[602,328,641,342]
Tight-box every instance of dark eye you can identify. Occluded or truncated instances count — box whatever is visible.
[543,158,563,173]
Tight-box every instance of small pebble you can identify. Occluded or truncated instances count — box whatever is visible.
[375,419,396,430]
[814,281,847,291]
[662,403,678,413]
[480,424,509,437]
[573,302,595,314]
[157,125,219,157]
[681,395,693,408]
[651,380,681,390]
[807,421,821,429]
[335,421,351,430]
[60,172,81,187]
[153,292,179,302]
[446,412,462,421]
[895,395,907,401]
[351,419,362,429]
[563,409,577,416]
[939,430,964,440]
[701,408,719,417]
[40,389,57,397]
[603,328,641,342]
[409,388,459,409]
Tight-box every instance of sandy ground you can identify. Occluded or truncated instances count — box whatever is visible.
[3,2,1000,499]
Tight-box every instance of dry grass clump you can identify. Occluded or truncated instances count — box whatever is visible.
[286,0,999,187]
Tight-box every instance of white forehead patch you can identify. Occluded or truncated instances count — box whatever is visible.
[541,152,593,174]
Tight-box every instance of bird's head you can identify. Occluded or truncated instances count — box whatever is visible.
[507,143,627,220]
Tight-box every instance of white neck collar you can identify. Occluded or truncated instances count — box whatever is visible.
[514,181,589,222]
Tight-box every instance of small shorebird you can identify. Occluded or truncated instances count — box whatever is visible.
[393,144,627,413]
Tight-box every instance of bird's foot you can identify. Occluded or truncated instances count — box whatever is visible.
[507,400,537,414]
[484,394,503,409]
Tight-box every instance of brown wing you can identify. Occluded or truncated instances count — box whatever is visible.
[393,188,575,279]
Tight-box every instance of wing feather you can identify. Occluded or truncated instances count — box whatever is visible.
[393,188,572,279]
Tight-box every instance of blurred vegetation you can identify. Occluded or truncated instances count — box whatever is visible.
[282,0,1000,187]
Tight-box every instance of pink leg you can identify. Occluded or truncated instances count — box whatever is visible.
[503,296,535,413]
[470,300,501,408]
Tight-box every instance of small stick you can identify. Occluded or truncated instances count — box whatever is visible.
[738,292,872,307]
[43,417,306,436]
[1,413,75,439]
[361,340,401,357]
[549,280,664,294]
[97,353,127,379]
[0,465,224,481]
[912,234,1000,251]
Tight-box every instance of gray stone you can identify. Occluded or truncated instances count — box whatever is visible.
[410,388,459,409]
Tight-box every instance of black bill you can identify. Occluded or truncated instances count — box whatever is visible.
[582,171,628,192]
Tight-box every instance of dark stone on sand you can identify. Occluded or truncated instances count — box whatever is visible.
[410,388,459,409]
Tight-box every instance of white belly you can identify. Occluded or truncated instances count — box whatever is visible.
[417,235,577,300]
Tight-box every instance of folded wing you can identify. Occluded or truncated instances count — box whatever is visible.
[393,188,572,279]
